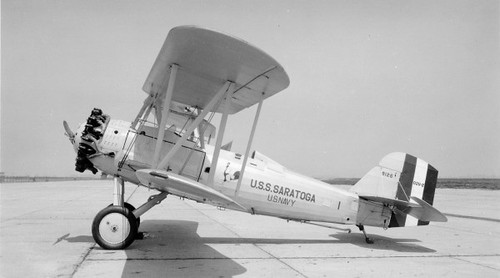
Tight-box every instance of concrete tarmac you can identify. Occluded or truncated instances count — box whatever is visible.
[1,180,499,277]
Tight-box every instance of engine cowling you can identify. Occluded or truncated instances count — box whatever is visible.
[74,108,109,174]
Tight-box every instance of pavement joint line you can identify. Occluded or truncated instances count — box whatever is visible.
[451,255,500,271]
[431,224,498,236]
[443,213,500,223]
[85,253,500,261]
[70,244,96,277]
[185,202,308,278]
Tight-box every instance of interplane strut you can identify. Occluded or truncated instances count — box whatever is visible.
[156,80,232,171]
[152,64,179,168]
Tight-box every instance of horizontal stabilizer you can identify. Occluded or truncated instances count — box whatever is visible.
[359,195,420,208]
[136,169,245,210]
[408,196,447,222]
[359,195,447,223]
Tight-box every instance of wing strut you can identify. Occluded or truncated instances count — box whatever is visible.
[208,82,235,186]
[156,81,232,170]
[235,93,264,196]
[131,94,155,129]
[152,64,179,168]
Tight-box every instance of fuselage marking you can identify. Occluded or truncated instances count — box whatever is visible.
[250,179,316,207]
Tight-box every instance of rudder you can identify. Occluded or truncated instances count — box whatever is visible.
[351,152,444,228]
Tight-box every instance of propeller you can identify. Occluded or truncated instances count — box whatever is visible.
[63,120,76,144]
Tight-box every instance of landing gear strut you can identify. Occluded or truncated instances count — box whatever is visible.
[357,224,374,244]
[91,176,168,249]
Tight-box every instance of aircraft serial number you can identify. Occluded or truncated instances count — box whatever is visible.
[413,181,425,187]
[250,179,316,203]
[382,171,396,178]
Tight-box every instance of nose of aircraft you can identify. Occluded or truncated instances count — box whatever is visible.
[65,108,108,174]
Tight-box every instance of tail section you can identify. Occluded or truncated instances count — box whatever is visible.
[351,152,447,228]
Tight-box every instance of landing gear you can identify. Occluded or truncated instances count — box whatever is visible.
[92,205,138,250]
[108,202,140,228]
[91,176,168,249]
[357,224,374,244]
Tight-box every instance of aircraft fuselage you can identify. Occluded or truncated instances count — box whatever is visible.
[74,118,360,226]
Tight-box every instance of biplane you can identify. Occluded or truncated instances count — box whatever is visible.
[64,26,447,250]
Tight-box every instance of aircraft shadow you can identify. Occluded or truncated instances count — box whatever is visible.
[63,230,435,254]
[134,220,344,247]
[64,235,94,244]
[62,220,247,277]
[127,220,247,277]
[329,233,437,253]
[63,219,435,277]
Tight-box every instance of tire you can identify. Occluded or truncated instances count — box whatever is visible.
[92,206,138,250]
[108,202,141,228]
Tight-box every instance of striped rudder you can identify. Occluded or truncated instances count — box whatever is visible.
[351,152,445,228]
[388,153,438,227]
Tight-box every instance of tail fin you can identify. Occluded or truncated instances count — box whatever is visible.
[351,152,447,228]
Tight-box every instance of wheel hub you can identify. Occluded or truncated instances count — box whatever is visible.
[99,212,131,244]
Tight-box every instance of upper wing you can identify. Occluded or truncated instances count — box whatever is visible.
[142,26,290,114]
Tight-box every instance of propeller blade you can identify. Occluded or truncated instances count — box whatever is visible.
[63,120,75,143]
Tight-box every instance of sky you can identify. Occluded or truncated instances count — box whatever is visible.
[1,0,499,178]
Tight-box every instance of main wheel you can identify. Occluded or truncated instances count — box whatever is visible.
[107,202,141,228]
[92,206,138,250]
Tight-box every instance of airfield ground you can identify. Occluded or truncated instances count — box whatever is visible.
[1,180,499,277]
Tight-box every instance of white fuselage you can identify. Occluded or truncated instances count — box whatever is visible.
[75,119,360,225]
